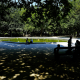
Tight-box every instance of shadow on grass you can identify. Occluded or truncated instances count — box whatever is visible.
[0,43,80,80]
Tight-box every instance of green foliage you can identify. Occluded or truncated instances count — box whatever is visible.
[20,0,72,36]
[0,6,24,36]
[24,22,35,32]
[60,0,80,36]
[0,0,75,36]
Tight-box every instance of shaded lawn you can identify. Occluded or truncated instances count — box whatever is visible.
[0,49,80,80]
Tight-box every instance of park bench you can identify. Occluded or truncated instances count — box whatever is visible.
[54,44,80,59]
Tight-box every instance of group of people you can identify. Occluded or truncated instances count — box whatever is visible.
[26,38,33,44]
[26,36,80,47]
[68,36,80,48]
[63,36,80,54]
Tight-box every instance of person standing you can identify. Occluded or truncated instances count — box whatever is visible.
[68,36,72,48]
[67,36,72,54]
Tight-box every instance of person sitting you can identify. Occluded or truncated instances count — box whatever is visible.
[74,40,80,56]
[26,38,29,44]
[30,39,33,43]
[75,40,80,49]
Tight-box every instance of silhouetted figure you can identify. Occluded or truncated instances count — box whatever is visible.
[30,39,33,43]
[75,40,80,46]
[75,40,80,51]
[73,40,80,58]
[75,40,78,47]
[26,38,29,44]
[54,44,60,60]
[68,36,72,48]
[66,36,72,54]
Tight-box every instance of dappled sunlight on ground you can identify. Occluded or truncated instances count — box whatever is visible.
[0,51,80,80]
[0,41,80,80]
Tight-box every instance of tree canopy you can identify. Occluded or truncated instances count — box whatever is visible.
[0,0,78,37]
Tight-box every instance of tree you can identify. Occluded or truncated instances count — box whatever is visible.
[0,6,24,36]
[21,0,73,36]
[60,0,80,36]
[0,0,74,36]
[0,0,22,36]
[8,7,25,36]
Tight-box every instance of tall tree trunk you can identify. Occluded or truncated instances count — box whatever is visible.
[10,30,12,37]
[40,27,43,37]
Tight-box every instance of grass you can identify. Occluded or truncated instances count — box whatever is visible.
[0,38,67,42]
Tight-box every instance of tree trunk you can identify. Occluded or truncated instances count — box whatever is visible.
[10,30,12,37]
[40,27,43,37]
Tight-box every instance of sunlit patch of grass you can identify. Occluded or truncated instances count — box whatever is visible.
[1,38,67,42]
